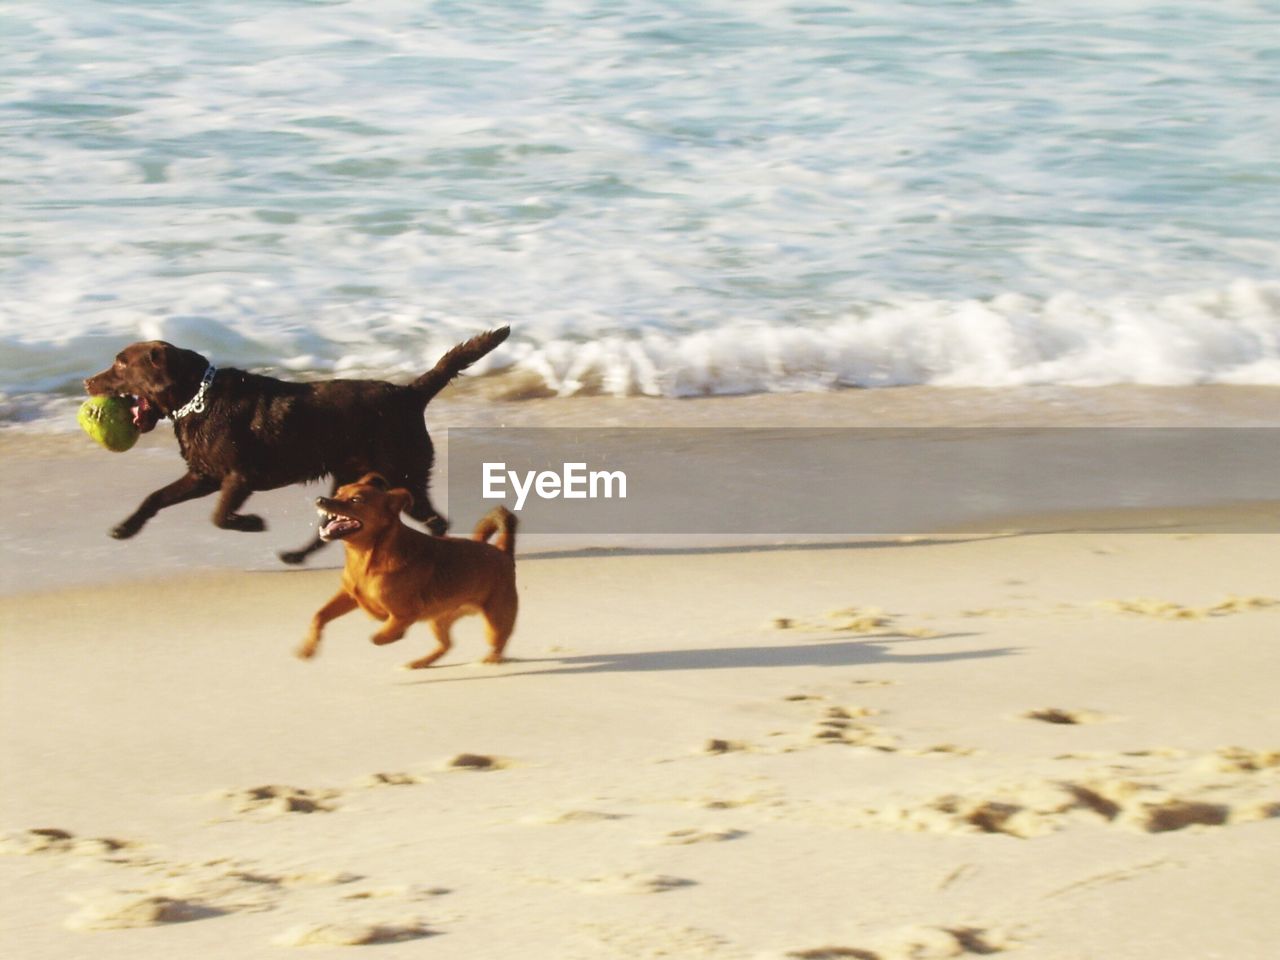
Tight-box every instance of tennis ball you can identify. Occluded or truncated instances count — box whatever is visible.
[77,395,140,452]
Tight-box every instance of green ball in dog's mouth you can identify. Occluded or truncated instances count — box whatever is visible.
[78,395,140,452]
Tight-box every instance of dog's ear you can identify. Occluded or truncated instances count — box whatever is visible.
[359,473,389,490]
[148,344,164,367]
[387,488,414,514]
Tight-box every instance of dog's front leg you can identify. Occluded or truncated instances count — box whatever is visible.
[112,472,218,539]
[212,473,265,532]
[297,590,358,660]
[370,615,414,647]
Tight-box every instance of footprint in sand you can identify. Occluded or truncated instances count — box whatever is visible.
[524,809,629,826]
[786,925,1013,960]
[762,695,968,758]
[773,606,930,637]
[797,702,897,751]
[440,753,510,771]
[700,738,749,755]
[65,892,225,930]
[1099,595,1279,620]
[0,827,134,859]
[241,867,363,889]
[690,791,784,812]
[1021,707,1107,725]
[340,884,450,901]
[76,863,338,920]
[862,760,1280,838]
[1066,780,1279,833]
[655,827,747,845]
[57,855,395,934]
[578,872,697,895]
[901,743,979,758]
[1197,746,1280,773]
[273,918,435,946]
[223,785,339,816]
[683,688,944,764]
[355,771,427,788]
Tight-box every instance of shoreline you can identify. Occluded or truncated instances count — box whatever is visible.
[5,384,1280,597]
[7,382,1280,447]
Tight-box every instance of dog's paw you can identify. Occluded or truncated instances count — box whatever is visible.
[295,643,318,661]
[401,654,445,669]
[110,521,141,540]
[424,516,448,537]
[278,550,309,565]
[221,513,266,533]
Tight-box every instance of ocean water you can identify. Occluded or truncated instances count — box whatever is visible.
[3,0,1280,427]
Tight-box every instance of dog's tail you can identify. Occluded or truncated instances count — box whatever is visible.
[473,506,517,557]
[411,326,510,402]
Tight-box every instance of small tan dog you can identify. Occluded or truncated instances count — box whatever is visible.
[297,472,517,669]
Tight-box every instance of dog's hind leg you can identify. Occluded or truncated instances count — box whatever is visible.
[481,600,517,665]
[405,485,447,536]
[111,471,218,539]
[279,534,326,566]
[212,473,265,532]
[403,616,457,669]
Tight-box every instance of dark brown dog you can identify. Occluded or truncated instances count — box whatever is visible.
[298,473,518,669]
[83,327,509,563]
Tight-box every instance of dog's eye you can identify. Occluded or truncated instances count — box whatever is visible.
[350,496,363,504]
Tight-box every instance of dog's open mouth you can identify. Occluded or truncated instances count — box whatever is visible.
[318,510,363,542]
[127,395,162,433]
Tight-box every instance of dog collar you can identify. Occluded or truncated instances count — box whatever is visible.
[171,365,217,420]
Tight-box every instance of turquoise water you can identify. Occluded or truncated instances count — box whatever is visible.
[3,0,1280,416]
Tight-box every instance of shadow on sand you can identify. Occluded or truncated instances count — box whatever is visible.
[401,632,1016,684]
[517,535,1011,564]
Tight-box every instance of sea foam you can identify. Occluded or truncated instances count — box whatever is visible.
[3,1,1279,427]
[4,281,1280,429]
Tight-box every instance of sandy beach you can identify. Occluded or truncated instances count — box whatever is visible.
[2,390,1279,959]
